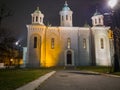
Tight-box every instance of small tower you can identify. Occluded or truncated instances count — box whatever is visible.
[91,10,104,26]
[31,7,44,25]
[59,1,73,27]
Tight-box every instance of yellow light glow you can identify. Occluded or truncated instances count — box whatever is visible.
[40,27,62,67]
[108,29,113,39]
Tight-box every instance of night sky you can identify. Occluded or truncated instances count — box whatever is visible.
[0,0,119,46]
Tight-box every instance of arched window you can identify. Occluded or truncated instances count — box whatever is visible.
[66,15,68,20]
[95,19,97,24]
[34,37,37,48]
[32,17,34,22]
[40,17,42,22]
[62,16,64,21]
[100,38,104,49]
[51,38,55,49]
[67,38,71,49]
[83,38,87,49]
[99,18,101,23]
[36,16,38,22]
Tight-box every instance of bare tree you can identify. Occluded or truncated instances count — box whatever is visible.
[113,27,120,71]
[0,3,16,67]
[0,3,12,26]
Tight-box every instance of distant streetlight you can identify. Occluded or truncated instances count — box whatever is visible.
[15,41,20,46]
[15,41,21,68]
[15,42,18,46]
[108,0,118,9]
[10,59,13,66]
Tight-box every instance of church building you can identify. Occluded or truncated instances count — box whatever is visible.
[25,2,114,68]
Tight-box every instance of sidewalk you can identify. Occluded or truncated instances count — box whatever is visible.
[16,71,56,90]
[36,70,120,90]
[16,70,120,90]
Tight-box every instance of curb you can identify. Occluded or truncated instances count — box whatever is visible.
[101,73,120,78]
[16,71,56,90]
[84,70,120,78]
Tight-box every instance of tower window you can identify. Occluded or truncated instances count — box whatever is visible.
[32,17,34,22]
[95,19,97,24]
[100,38,104,49]
[66,15,68,20]
[62,16,64,21]
[67,38,71,49]
[51,38,55,49]
[40,17,42,22]
[36,16,38,22]
[34,37,37,48]
[83,39,87,49]
[99,18,101,23]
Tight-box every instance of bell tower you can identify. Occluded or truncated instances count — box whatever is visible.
[59,1,73,27]
[91,10,104,26]
[31,7,44,25]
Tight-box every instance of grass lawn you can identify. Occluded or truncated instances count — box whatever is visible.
[111,72,120,76]
[77,66,113,73]
[77,66,120,76]
[0,69,51,90]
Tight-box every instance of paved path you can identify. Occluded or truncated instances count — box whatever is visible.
[37,70,120,90]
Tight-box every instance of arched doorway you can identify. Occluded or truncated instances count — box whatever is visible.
[67,51,72,65]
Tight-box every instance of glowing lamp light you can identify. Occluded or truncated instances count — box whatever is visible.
[15,42,19,45]
[108,0,118,8]
[10,59,13,62]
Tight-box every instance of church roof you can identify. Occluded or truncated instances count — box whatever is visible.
[94,9,102,16]
[62,1,71,11]
[34,7,41,13]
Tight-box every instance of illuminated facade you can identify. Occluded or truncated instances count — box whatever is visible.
[26,2,114,68]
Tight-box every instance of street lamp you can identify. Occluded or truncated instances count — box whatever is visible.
[104,0,118,29]
[15,41,19,46]
[15,41,21,68]
[108,0,118,9]
[10,59,13,66]
[107,0,120,72]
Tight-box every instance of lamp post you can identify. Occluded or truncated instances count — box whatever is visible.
[15,41,21,68]
[107,0,120,72]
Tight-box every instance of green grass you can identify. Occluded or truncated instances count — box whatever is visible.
[111,72,120,76]
[77,66,120,76]
[0,69,51,90]
[77,66,112,73]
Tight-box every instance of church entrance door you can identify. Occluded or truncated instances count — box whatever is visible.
[67,51,72,65]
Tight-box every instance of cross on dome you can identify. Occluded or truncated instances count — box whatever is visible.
[94,9,101,16]
[37,7,39,11]
[34,7,41,13]
[62,1,71,11]
[65,1,68,6]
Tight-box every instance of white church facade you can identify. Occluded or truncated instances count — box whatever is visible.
[25,2,114,68]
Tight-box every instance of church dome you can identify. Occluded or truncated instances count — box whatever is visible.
[94,9,101,16]
[34,7,42,14]
[62,1,71,11]
[31,7,44,25]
